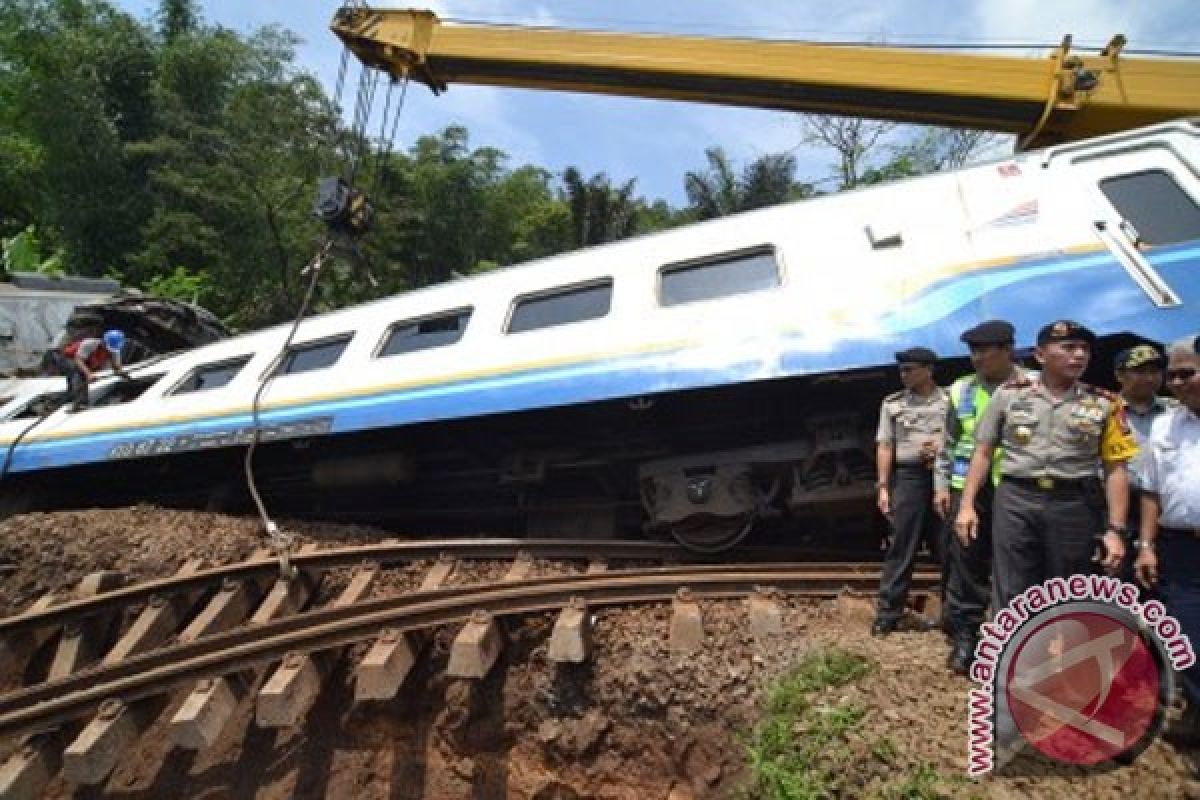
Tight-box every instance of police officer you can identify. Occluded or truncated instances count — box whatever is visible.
[1114,343,1175,593]
[873,346,949,635]
[933,320,1034,673]
[955,320,1137,610]
[1134,334,1200,745]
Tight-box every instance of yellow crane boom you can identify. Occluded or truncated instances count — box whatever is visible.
[330,7,1200,150]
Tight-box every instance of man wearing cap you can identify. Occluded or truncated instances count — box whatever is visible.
[934,319,1035,674]
[1133,334,1200,746]
[955,320,1137,610]
[872,346,949,636]
[48,327,128,411]
[1114,343,1175,593]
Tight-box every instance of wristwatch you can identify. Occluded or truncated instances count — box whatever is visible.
[1105,523,1126,537]
[1132,539,1154,551]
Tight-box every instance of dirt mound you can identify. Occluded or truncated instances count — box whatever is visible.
[0,507,1196,798]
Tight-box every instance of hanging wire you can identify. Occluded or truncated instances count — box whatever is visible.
[348,68,381,184]
[242,241,331,576]
[0,412,51,485]
[368,70,411,206]
[241,50,414,575]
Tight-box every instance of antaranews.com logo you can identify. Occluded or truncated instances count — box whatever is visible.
[967,575,1196,776]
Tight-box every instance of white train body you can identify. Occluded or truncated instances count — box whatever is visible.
[2,120,1198,544]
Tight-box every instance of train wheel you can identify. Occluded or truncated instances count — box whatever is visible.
[669,514,755,555]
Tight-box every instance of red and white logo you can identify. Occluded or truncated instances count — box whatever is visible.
[1004,608,1162,765]
[966,577,1193,777]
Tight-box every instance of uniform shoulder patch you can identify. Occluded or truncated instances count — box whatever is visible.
[1002,375,1033,389]
[1081,382,1116,400]
[884,390,905,402]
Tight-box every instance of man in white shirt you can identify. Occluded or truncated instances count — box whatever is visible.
[1134,333,1200,745]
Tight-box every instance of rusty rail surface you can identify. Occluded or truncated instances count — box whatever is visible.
[0,563,934,736]
[0,539,889,635]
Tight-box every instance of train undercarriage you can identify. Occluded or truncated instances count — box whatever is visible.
[0,336,1138,553]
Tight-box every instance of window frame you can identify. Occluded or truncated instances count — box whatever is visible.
[72,373,165,413]
[656,245,783,308]
[1098,168,1200,247]
[4,392,62,421]
[266,332,355,379]
[374,307,474,359]
[505,278,614,335]
[168,355,254,396]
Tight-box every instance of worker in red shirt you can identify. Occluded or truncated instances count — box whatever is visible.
[49,328,128,410]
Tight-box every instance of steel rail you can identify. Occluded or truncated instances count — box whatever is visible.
[0,539,884,635]
[0,564,934,736]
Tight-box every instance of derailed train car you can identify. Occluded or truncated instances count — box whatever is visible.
[1,120,1198,549]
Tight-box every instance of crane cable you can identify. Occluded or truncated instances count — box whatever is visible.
[242,45,410,578]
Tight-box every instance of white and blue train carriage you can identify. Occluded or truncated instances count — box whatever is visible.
[1,119,1198,551]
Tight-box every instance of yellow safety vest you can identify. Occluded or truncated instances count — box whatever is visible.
[948,375,1004,490]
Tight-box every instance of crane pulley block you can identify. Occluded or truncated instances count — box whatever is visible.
[313,176,374,238]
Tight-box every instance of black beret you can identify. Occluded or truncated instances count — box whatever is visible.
[961,320,1015,346]
[1114,344,1166,370]
[1036,320,1096,347]
[894,346,937,365]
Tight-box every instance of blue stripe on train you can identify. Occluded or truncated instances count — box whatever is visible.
[9,242,1198,474]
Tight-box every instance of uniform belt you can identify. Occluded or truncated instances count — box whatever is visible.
[1161,526,1200,539]
[1003,475,1090,492]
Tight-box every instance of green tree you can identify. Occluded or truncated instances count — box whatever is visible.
[803,114,1007,190]
[561,167,641,247]
[684,147,812,220]
[129,24,337,327]
[0,0,157,274]
[157,0,198,42]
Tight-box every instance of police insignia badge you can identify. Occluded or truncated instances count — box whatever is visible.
[1051,321,1069,337]
[1015,425,1033,444]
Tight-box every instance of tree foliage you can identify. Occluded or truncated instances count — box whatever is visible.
[803,114,1007,190]
[684,147,813,220]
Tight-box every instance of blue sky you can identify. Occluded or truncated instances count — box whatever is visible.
[113,1,1199,204]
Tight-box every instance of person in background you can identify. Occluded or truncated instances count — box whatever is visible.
[934,319,1035,675]
[873,346,949,636]
[955,320,1136,610]
[1114,343,1174,597]
[48,328,128,410]
[1134,334,1200,747]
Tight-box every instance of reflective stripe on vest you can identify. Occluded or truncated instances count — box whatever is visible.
[949,376,1002,490]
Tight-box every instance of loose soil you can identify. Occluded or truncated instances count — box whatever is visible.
[0,507,1196,798]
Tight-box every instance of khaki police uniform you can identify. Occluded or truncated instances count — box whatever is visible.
[875,384,949,624]
[974,375,1138,609]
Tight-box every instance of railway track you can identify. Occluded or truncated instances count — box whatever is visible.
[0,538,939,796]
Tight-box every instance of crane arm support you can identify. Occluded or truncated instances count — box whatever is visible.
[331,7,1200,150]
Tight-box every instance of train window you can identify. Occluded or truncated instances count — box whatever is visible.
[276,334,353,375]
[73,374,164,412]
[171,356,252,395]
[8,393,63,420]
[659,247,780,306]
[1099,170,1200,246]
[378,309,472,357]
[507,280,613,333]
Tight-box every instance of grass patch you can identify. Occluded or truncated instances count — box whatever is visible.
[878,763,982,800]
[742,648,872,799]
